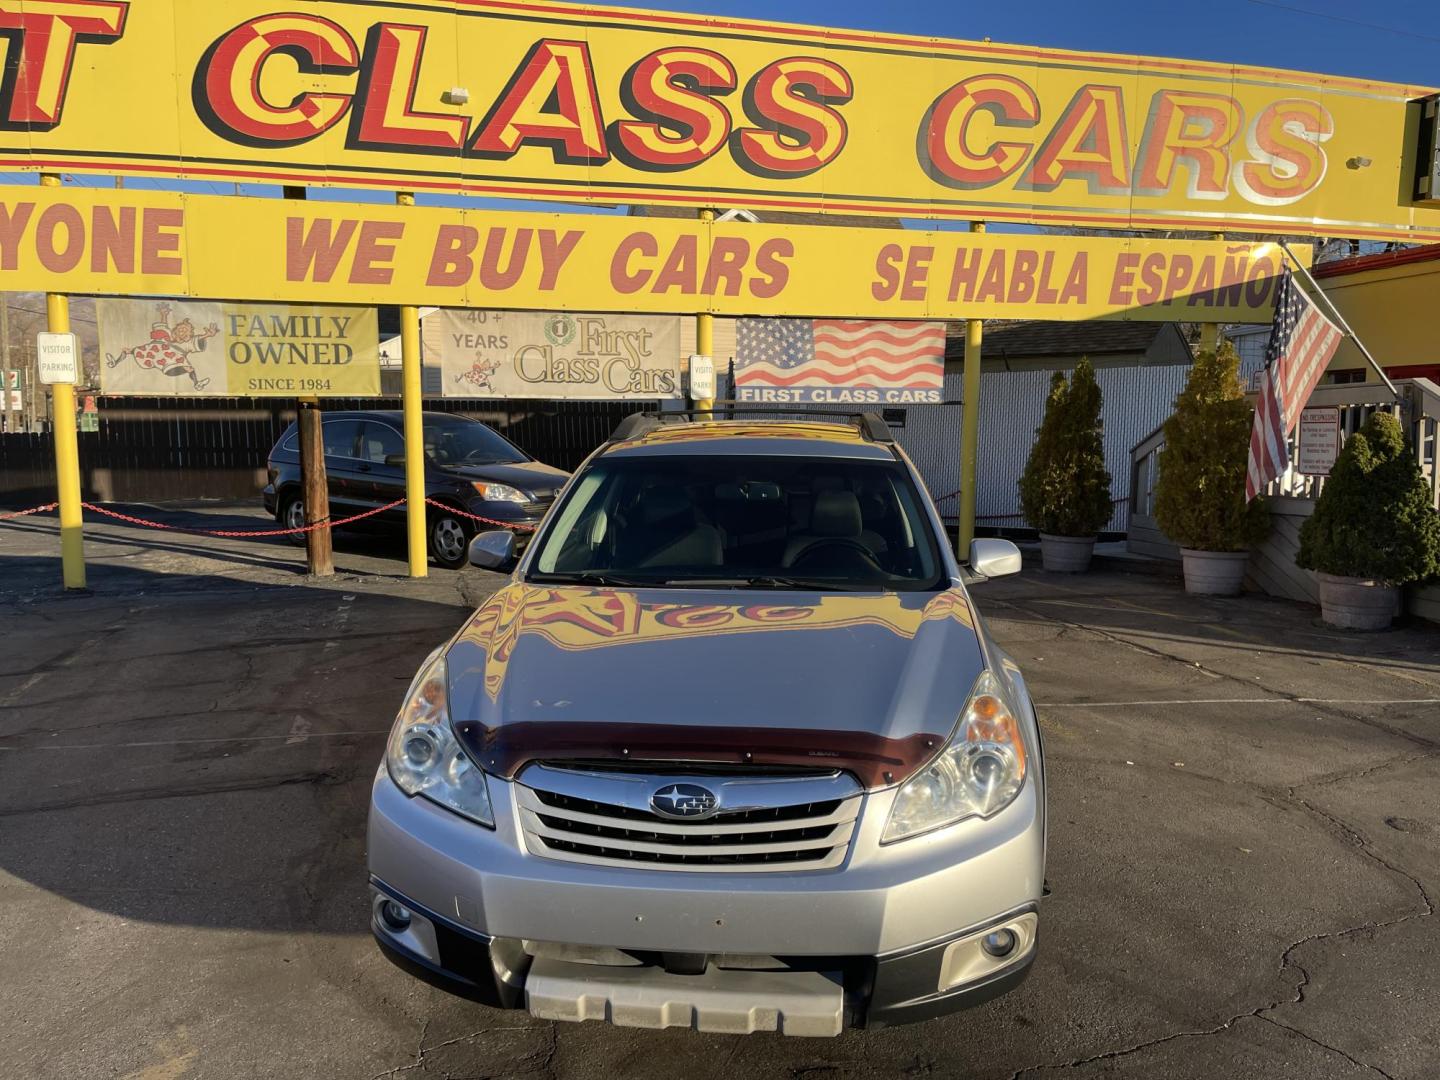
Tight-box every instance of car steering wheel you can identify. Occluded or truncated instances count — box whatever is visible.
[789,537,882,569]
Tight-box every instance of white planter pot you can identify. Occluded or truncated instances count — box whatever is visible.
[1180,549,1249,596]
[1314,572,1400,631]
[1039,534,1095,573]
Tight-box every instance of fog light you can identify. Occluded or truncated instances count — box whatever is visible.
[379,900,412,932]
[982,928,1017,958]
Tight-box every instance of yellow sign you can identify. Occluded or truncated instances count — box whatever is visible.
[4,186,1308,323]
[0,1,1434,241]
[97,298,379,396]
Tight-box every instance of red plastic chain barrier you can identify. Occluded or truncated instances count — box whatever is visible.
[425,498,538,532]
[79,499,406,538]
[0,502,59,521]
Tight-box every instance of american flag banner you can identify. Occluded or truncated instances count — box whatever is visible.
[1245,272,1345,501]
[735,319,946,404]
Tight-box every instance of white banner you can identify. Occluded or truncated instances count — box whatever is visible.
[425,310,683,400]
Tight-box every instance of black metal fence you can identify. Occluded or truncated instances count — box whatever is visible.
[0,396,652,507]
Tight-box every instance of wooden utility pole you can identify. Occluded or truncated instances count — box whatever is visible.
[298,399,333,576]
[284,185,333,576]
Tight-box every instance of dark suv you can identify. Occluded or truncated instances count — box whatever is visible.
[263,410,569,568]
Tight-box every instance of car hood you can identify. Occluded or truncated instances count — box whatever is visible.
[441,460,569,494]
[445,582,985,790]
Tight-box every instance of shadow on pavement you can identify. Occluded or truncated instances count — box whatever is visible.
[0,562,489,936]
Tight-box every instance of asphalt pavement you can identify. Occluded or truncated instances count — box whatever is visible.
[1,506,1436,1079]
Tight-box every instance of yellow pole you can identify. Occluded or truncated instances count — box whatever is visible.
[42,174,85,589]
[1198,232,1224,356]
[695,208,715,415]
[957,221,986,559]
[397,192,428,578]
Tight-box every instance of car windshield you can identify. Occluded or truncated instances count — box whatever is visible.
[423,418,527,466]
[528,455,945,591]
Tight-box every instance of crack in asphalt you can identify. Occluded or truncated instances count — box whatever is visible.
[996,589,1430,1080]
[367,1021,548,1080]
[0,768,350,817]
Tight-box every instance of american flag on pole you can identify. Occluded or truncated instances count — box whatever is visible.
[1245,272,1345,501]
[735,319,945,404]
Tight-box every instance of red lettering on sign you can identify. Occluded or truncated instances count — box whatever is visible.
[139,208,184,275]
[196,14,359,147]
[612,47,736,171]
[750,238,792,299]
[36,204,84,273]
[0,203,36,271]
[286,218,359,282]
[479,229,532,290]
[611,233,657,294]
[1135,90,1242,199]
[536,229,582,290]
[651,234,699,293]
[731,57,852,178]
[350,24,469,153]
[426,225,478,287]
[900,245,933,302]
[1234,99,1332,206]
[0,1,127,130]
[349,221,404,285]
[90,206,136,274]
[873,244,904,301]
[702,236,751,296]
[470,40,609,164]
[1026,85,1130,193]
[921,74,1040,189]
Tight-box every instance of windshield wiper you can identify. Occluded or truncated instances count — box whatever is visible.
[528,570,666,587]
[673,575,871,592]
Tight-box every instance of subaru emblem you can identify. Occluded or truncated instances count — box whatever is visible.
[650,783,719,820]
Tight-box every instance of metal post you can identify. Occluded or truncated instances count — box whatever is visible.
[694,207,717,417]
[41,174,85,589]
[957,221,985,558]
[695,208,715,416]
[397,192,428,578]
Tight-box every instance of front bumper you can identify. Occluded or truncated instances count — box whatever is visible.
[371,878,1035,1031]
[368,768,1043,1032]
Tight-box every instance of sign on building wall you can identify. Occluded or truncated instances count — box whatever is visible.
[5,186,1310,324]
[97,299,379,396]
[424,310,683,400]
[736,320,945,404]
[1,1,1435,241]
[1297,407,1341,475]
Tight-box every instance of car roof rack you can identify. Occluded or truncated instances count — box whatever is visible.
[607,405,894,444]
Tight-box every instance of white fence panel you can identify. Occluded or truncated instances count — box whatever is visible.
[897,365,1192,534]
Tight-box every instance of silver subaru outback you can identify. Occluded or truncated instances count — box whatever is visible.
[368,412,1045,1036]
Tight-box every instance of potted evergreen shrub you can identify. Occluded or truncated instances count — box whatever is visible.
[1019,358,1112,572]
[1153,342,1271,595]
[1297,411,1440,629]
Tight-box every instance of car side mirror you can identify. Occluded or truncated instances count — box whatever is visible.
[968,538,1022,581]
[384,454,405,467]
[469,530,518,571]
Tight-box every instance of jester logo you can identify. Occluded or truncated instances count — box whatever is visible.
[106,303,220,391]
[544,316,576,347]
[454,358,502,393]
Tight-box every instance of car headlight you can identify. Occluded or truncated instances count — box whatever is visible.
[883,670,1027,843]
[471,481,528,504]
[385,652,494,828]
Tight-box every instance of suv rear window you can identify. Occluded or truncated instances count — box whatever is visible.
[529,455,944,591]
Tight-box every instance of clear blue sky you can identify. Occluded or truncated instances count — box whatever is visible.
[622,0,1435,87]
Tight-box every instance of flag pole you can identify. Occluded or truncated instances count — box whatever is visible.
[1279,240,1401,400]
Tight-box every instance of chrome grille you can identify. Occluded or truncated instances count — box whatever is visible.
[516,764,862,873]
